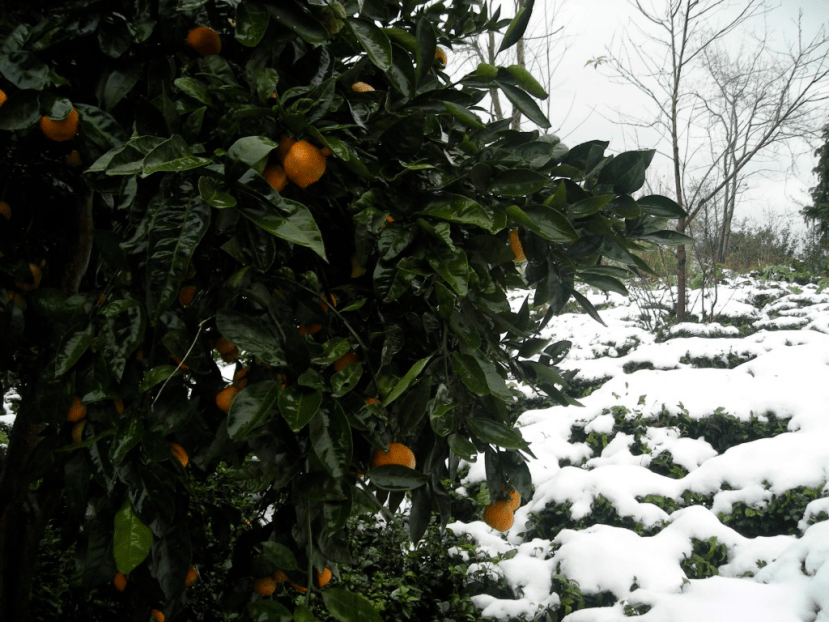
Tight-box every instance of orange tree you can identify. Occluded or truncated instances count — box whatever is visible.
[0,0,689,620]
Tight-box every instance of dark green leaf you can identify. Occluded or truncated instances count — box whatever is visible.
[109,417,144,465]
[571,289,606,326]
[278,386,322,432]
[322,588,382,622]
[227,381,281,441]
[173,77,213,106]
[235,2,270,47]
[607,195,641,219]
[139,365,179,392]
[442,101,484,128]
[570,195,615,218]
[113,500,153,575]
[227,135,278,167]
[216,310,285,366]
[638,195,686,218]
[466,418,528,450]
[428,246,469,297]
[490,169,548,196]
[310,405,352,478]
[198,176,237,208]
[142,135,211,176]
[579,273,629,296]
[451,353,488,395]
[350,19,392,71]
[448,434,478,461]
[261,541,298,571]
[0,51,53,89]
[103,67,141,110]
[598,150,654,195]
[0,89,39,130]
[637,230,695,246]
[498,0,536,53]
[421,194,502,233]
[415,17,436,86]
[239,201,327,261]
[54,324,93,376]
[367,465,427,491]
[497,80,550,128]
[518,337,549,358]
[506,204,578,242]
[249,601,293,622]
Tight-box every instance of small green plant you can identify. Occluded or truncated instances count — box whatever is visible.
[680,537,728,579]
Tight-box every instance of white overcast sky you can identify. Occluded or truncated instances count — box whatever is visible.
[481,0,829,230]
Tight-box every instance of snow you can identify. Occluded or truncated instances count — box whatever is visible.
[454,275,830,621]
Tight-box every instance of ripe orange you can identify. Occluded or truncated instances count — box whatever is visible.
[216,386,239,413]
[186,26,221,56]
[150,609,165,622]
[71,420,86,444]
[215,337,235,355]
[320,293,337,313]
[483,500,514,532]
[262,163,288,192]
[0,200,10,220]
[113,571,128,592]
[504,487,521,512]
[299,323,322,336]
[371,442,416,469]
[15,263,42,291]
[170,442,189,468]
[283,140,326,189]
[65,149,82,167]
[253,576,277,596]
[317,567,332,588]
[289,580,308,593]
[333,351,358,372]
[351,82,375,92]
[364,397,380,405]
[276,135,296,163]
[114,398,124,414]
[178,284,196,307]
[273,569,288,583]
[509,230,526,262]
[320,147,333,157]
[67,396,87,422]
[435,47,448,67]
[233,366,249,389]
[0,90,6,107]
[40,108,79,142]
[185,565,198,587]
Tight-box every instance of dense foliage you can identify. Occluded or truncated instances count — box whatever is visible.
[0,0,686,619]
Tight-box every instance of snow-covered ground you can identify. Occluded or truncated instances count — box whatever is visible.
[450,275,829,622]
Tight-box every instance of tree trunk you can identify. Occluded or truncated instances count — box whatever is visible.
[0,399,60,620]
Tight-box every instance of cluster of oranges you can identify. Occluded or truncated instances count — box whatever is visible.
[263,136,329,192]
[253,566,332,596]
[114,564,198,621]
[483,488,522,532]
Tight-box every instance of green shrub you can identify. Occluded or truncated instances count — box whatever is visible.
[718,484,828,539]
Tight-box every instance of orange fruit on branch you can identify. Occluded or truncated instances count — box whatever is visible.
[317,567,332,588]
[233,366,249,389]
[65,149,82,167]
[186,26,221,56]
[215,337,236,355]
[483,500,514,532]
[150,609,165,622]
[0,200,10,220]
[40,108,79,142]
[113,571,127,592]
[113,398,124,414]
[273,569,288,584]
[371,442,416,469]
[71,420,86,444]
[253,576,277,596]
[185,565,198,587]
[509,230,526,262]
[435,47,448,67]
[0,90,7,107]
[262,163,288,192]
[351,82,375,92]
[170,442,189,468]
[276,135,297,163]
[66,396,87,422]
[15,263,42,291]
[333,351,358,372]
[178,284,196,307]
[283,140,326,189]
[216,385,239,413]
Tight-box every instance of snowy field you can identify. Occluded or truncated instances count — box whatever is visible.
[450,274,829,622]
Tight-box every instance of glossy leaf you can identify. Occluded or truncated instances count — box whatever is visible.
[278,386,322,432]
[109,417,144,465]
[239,201,327,262]
[142,135,211,176]
[442,101,485,128]
[368,465,428,491]
[267,3,327,44]
[490,169,548,196]
[235,2,270,47]
[637,230,695,246]
[309,405,352,478]
[350,19,392,71]
[216,310,285,367]
[198,176,237,208]
[261,541,298,571]
[597,149,654,195]
[249,601,293,622]
[227,381,281,441]
[448,433,478,461]
[638,194,686,218]
[0,89,39,130]
[451,353,489,396]
[506,204,578,243]
[53,324,93,376]
[498,0,536,53]
[227,135,278,167]
[466,417,528,450]
[421,194,502,233]
[497,81,550,129]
